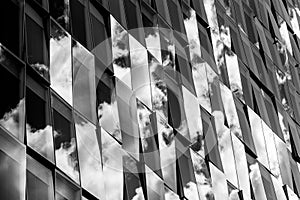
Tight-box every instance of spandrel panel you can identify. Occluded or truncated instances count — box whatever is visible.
[0,127,26,200]
[156,112,177,192]
[111,15,132,89]
[74,113,105,200]
[50,21,73,105]
[53,109,80,184]
[55,172,81,200]
[129,35,152,109]
[73,41,97,124]
[26,87,54,162]
[101,127,124,200]
[0,45,25,142]
[26,155,54,200]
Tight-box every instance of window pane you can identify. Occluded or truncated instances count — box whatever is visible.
[26,88,54,161]
[50,20,73,105]
[53,109,80,183]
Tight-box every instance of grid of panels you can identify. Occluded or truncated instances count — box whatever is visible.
[1,0,300,200]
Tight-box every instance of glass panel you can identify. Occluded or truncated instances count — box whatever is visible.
[145,165,164,200]
[129,35,152,108]
[247,106,270,169]
[26,10,49,79]
[50,20,72,105]
[156,112,177,191]
[101,128,124,200]
[192,61,211,113]
[0,0,23,56]
[27,155,54,200]
[182,86,203,152]
[116,79,139,160]
[111,15,132,89]
[220,83,242,139]
[190,149,215,200]
[75,113,105,199]
[49,0,70,30]
[271,175,287,200]
[55,172,80,200]
[0,45,25,142]
[70,0,87,46]
[53,109,80,183]
[231,133,251,199]
[249,162,268,200]
[73,41,97,124]
[26,87,54,161]
[96,66,121,141]
[209,162,228,199]
[0,127,26,200]
[149,54,168,120]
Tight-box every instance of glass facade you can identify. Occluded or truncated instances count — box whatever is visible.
[1,0,300,199]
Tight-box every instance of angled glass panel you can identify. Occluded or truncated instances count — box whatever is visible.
[96,65,121,142]
[101,127,124,200]
[73,41,97,124]
[274,135,294,189]
[50,20,72,105]
[156,112,177,192]
[145,26,162,64]
[149,54,168,120]
[53,109,79,183]
[231,133,251,199]
[116,79,139,160]
[129,35,152,108]
[74,113,105,199]
[190,149,215,200]
[145,165,164,200]
[0,44,25,142]
[247,106,269,169]
[249,162,268,200]
[182,86,203,150]
[0,127,26,200]
[26,155,54,200]
[192,61,211,113]
[271,175,287,200]
[220,83,242,139]
[111,15,132,89]
[213,110,238,186]
[261,122,282,181]
[209,162,228,200]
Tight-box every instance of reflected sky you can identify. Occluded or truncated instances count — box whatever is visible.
[111,15,132,89]
[50,27,72,105]
[75,114,105,200]
[0,99,25,141]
